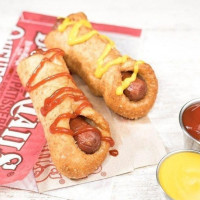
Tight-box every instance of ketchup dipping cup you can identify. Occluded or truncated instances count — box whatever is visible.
[156,150,200,200]
[179,98,200,151]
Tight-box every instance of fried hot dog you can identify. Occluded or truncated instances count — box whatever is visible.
[17,48,115,179]
[45,12,158,119]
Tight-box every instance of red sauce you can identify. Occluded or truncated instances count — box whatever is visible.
[41,87,87,116]
[27,71,70,92]
[26,48,65,92]
[182,103,200,140]
[101,136,115,147]
[73,126,99,136]
[26,48,117,154]
[109,150,119,157]
[50,102,91,135]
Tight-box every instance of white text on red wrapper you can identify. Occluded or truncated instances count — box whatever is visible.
[0,29,46,171]
[0,26,24,84]
[34,32,46,50]
[0,94,37,170]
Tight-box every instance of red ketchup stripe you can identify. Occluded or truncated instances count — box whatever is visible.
[41,87,86,116]
[91,22,142,37]
[21,11,141,38]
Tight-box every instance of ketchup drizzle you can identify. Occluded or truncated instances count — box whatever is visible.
[26,48,118,156]
[73,126,100,136]
[50,102,91,135]
[41,87,87,116]
[26,48,65,92]
[109,150,119,157]
[101,136,115,147]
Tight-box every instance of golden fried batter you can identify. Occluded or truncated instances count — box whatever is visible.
[17,50,111,179]
[45,12,158,119]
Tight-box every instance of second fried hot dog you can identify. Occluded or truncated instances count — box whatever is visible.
[45,12,158,119]
[52,18,147,102]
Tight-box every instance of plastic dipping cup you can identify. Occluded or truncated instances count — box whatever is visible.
[156,150,200,200]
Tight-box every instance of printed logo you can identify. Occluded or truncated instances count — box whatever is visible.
[0,148,22,171]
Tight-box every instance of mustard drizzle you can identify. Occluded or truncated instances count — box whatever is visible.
[58,17,143,95]
[116,60,144,95]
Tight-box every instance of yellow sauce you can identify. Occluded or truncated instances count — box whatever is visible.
[58,17,144,95]
[95,35,114,76]
[58,18,75,32]
[116,60,144,95]
[158,152,200,200]
[58,18,98,45]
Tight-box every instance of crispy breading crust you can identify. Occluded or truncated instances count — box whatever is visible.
[45,12,158,119]
[17,53,110,179]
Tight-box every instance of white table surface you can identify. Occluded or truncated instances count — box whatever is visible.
[0,0,200,199]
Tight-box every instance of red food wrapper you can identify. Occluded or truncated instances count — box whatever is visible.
[0,12,58,184]
[0,12,142,185]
